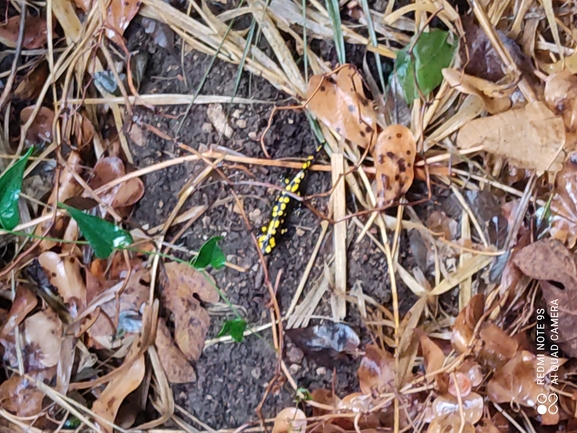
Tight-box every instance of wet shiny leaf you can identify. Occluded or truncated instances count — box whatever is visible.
[358,344,395,394]
[0,147,33,230]
[192,236,226,270]
[218,319,246,343]
[0,15,49,49]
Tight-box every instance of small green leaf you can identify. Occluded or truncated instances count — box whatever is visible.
[218,319,246,342]
[0,147,33,230]
[59,203,133,259]
[395,29,456,103]
[192,236,226,270]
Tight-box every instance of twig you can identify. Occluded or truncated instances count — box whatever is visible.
[0,4,26,112]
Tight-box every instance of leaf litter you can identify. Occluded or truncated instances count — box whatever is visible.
[4,0,577,430]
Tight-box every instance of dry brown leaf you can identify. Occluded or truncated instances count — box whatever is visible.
[451,294,484,354]
[550,152,577,247]
[15,61,49,101]
[0,284,37,339]
[0,15,49,49]
[426,210,458,240]
[38,252,86,311]
[358,344,395,394]
[513,239,577,356]
[448,372,472,398]
[62,112,95,148]
[0,368,55,417]
[487,350,550,411]
[417,330,445,377]
[88,157,144,211]
[479,323,518,369]
[155,319,197,383]
[457,359,483,388]
[544,71,577,134]
[93,351,146,433]
[105,0,141,44]
[456,102,566,174]
[443,68,512,114]
[306,64,377,149]
[432,392,483,424]
[311,389,339,416]
[21,106,54,146]
[272,408,306,433]
[162,262,219,361]
[24,309,62,369]
[372,125,416,208]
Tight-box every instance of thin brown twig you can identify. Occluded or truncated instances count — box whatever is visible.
[0,4,26,113]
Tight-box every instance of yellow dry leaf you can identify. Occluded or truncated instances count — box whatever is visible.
[456,101,566,174]
[442,68,512,114]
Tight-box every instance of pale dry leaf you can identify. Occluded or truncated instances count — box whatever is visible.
[207,104,233,138]
[272,408,306,433]
[155,319,197,383]
[93,353,146,433]
[24,309,62,369]
[306,64,377,149]
[456,102,566,174]
[162,262,219,361]
[0,368,56,417]
[38,252,86,310]
[417,331,445,377]
[358,344,395,394]
[451,293,484,354]
[551,152,577,247]
[544,71,577,135]
[443,68,512,114]
[372,125,416,208]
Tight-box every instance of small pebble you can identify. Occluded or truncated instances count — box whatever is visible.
[248,131,258,140]
[287,346,304,364]
[289,364,301,375]
[236,119,247,129]
[201,122,213,133]
[232,109,242,118]
[316,367,327,375]
[251,367,261,380]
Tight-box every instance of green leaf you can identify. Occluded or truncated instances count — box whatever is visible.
[395,29,456,103]
[217,319,246,342]
[0,147,33,230]
[59,203,133,259]
[192,236,226,270]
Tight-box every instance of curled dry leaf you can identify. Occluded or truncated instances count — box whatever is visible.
[155,319,197,383]
[0,284,37,338]
[442,68,512,114]
[358,344,395,394]
[372,125,416,208]
[487,350,548,409]
[0,15,49,49]
[550,152,577,247]
[21,106,54,146]
[38,252,86,311]
[24,309,62,369]
[162,262,219,361]
[207,104,233,138]
[93,353,146,433]
[88,157,144,210]
[0,368,56,417]
[306,64,377,149]
[272,408,306,433]
[286,322,360,368]
[513,238,577,356]
[544,71,577,134]
[456,102,566,174]
[105,0,141,44]
[451,294,484,354]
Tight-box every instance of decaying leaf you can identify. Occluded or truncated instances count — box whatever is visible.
[272,408,306,433]
[442,68,513,114]
[372,124,416,208]
[24,309,62,369]
[162,262,219,361]
[306,64,377,148]
[0,368,56,417]
[451,294,484,354]
[286,322,360,368]
[544,71,577,134]
[358,344,395,394]
[38,252,87,311]
[0,15,49,49]
[15,61,49,101]
[105,0,141,44]
[21,106,54,146]
[513,239,577,356]
[479,323,518,369]
[551,152,577,247]
[456,102,566,174]
[88,157,144,211]
[93,351,146,433]
[155,319,197,383]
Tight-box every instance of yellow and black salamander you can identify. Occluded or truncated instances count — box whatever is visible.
[258,143,323,255]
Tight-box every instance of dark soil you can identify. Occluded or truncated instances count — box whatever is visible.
[125,17,417,430]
